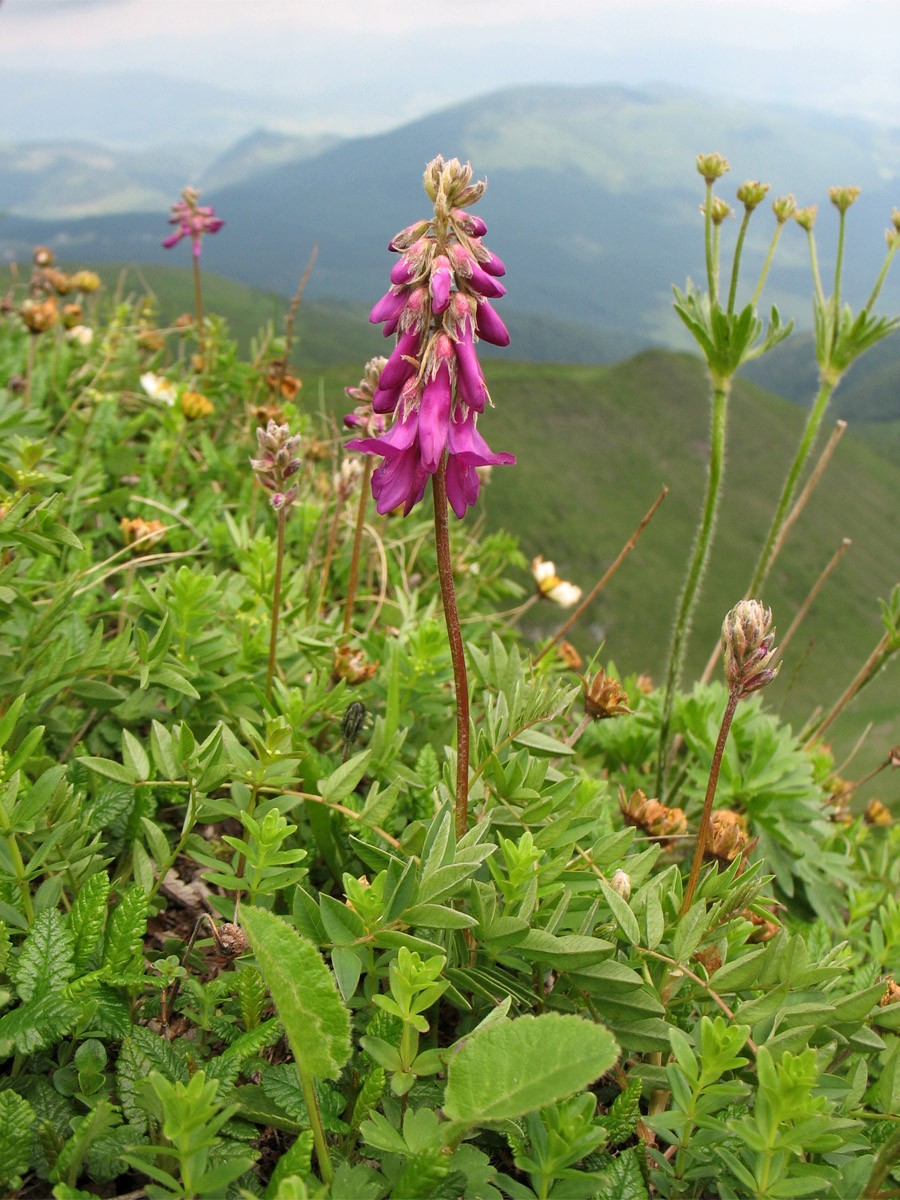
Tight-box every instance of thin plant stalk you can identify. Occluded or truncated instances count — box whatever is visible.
[266,505,287,702]
[278,243,318,394]
[161,423,188,494]
[317,490,346,616]
[681,688,740,914]
[534,485,667,665]
[745,376,839,599]
[778,537,852,657]
[699,420,849,685]
[726,207,753,316]
[656,383,730,795]
[751,221,787,307]
[24,334,37,410]
[433,454,469,840]
[805,631,893,748]
[342,457,373,636]
[704,180,715,298]
[192,255,204,370]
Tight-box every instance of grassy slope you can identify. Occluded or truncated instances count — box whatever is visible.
[308,352,900,771]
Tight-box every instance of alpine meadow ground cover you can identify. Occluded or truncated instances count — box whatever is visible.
[1,152,900,1200]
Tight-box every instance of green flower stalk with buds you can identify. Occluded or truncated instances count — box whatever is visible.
[656,155,792,794]
[681,600,780,914]
[744,190,900,601]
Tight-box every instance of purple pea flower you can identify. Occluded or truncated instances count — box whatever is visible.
[346,155,514,517]
[163,186,224,258]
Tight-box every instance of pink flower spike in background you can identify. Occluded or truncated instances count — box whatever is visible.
[163,185,224,258]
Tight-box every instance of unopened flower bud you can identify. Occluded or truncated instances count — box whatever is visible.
[794,205,818,231]
[71,270,101,293]
[772,194,797,224]
[722,599,780,697]
[61,303,83,328]
[829,185,861,214]
[696,153,730,184]
[33,245,54,266]
[701,196,733,226]
[609,869,631,901]
[737,180,770,211]
[21,296,58,333]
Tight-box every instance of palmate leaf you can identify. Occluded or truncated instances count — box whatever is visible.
[443,1013,618,1130]
[240,905,351,1081]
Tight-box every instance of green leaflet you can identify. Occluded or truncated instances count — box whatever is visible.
[443,1012,619,1129]
[240,905,351,1081]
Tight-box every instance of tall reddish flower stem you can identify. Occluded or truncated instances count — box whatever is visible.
[681,688,739,914]
[433,455,469,839]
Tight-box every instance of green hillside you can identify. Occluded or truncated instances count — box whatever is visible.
[307,352,900,770]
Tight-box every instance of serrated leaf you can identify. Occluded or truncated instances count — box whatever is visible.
[71,870,110,973]
[14,908,74,1002]
[101,886,148,975]
[443,1012,618,1127]
[240,905,351,1080]
[0,1089,35,1188]
[116,1026,188,1132]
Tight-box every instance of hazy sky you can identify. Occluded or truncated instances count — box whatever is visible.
[2,0,899,139]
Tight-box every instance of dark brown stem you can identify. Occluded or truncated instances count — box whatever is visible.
[433,456,469,840]
[807,631,892,747]
[343,457,373,636]
[681,687,740,914]
[266,505,287,702]
[534,485,667,665]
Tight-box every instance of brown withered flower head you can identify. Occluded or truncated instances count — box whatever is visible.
[879,978,900,1007]
[722,600,780,697]
[704,810,758,872]
[332,644,378,686]
[265,360,302,401]
[120,516,166,554]
[582,668,633,719]
[864,798,892,826]
[557,640,584,671]
[181,391,215,420]
[619,786,687,849]
[21,295,58,334]
[745,908,780,944]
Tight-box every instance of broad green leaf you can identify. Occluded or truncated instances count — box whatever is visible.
[241,905,351,1080]
[599,880,640,944]
[318,749,372,804]
[122,730,150,782]
[443,1012,618,1127]
[76,756,137,785]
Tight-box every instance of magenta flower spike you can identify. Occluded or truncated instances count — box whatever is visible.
[346,155,514,517]
[162,185,224,258]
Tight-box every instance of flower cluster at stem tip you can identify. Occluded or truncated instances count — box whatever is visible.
[346,155,515,517]
[162,186,224,258]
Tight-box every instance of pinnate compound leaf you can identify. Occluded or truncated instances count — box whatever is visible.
[71,870,110,973]
[0,1089,35,1189]
[14,908,74,1002]
[101,886,148,975]
[443,1013,618,1126]
[241,905,351,1080]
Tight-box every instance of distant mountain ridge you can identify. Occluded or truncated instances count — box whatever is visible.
[3,81,900,402]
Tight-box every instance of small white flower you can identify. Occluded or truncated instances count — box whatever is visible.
[140,371,176,406]
[531,555,582,607]
[66,325,93,346]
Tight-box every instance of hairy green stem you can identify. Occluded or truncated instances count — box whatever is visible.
[865,239,900,313]
[298,1063,333,1184]
[681,687,740,914]
[704,182,714,299]
[432,456,469,840]
[656,380,730,794]
[834,208,847,316]
[746,375,837,597]
[266,505,287,702]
